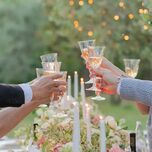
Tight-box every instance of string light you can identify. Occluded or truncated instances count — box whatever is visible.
[114,15,120,21]
[88,0,94,5]
[88,31,93,36]
[123,35,129,41]
[78,27,83,32]
[143,9,149,14]
[74,20,79,28]
[144,24,149,30]
[101,21,107,27]
[139,8,144,14]
[107,30,112,35]
[79,0,84,6]
[119,1,125,8]
[128,13,134,20]
[69,0,74,6]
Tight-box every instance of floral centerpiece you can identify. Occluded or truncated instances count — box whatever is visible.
[15,103,129,152]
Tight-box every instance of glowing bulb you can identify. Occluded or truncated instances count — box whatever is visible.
[128,13,134,20]
[119,1,125,8]
[123,35,129,41]
[101,21,107,27]
[144,24,149,30]
[139,9,144,14]
[88,0,94,5]
[79,0,84,6]
[78,27,82,32]
[80,78,84,83]
[88,31,93,36]
[143,9,149,14]
[114,15,120,21]
[69,0,74,6]
[74,20,79,28]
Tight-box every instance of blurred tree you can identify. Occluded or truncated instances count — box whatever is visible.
[43,0,152,79]
[0,0,47,83]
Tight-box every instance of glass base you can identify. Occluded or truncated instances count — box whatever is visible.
[85,78,93,84]
[91,95,106,101]
[86,86,100,92]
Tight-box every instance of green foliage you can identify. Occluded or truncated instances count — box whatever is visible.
[0,0,47,83]
[0,0,151,83]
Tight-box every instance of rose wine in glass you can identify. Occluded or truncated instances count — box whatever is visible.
[78,40,95,84]
[123,59,140,78]
[86,46,106,101]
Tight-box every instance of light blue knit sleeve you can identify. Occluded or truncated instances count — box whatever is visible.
[120,78,152,106]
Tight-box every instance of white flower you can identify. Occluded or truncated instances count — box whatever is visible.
[36,109,44,116]
[41,122,50,129]
[105,116,117,130]
[119,129,128,137]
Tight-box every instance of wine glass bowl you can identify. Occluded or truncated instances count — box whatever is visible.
[123,59,140,78]
[41,62,61,71]
[40,53,58,62]
[78,40,95,61]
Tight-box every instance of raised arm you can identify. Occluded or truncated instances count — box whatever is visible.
[0,74,66,137]
[0,102,38,137]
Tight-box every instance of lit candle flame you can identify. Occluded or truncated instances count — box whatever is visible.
[80,78,84,83]
[100,116,103,120]
[75,71,77,74]
[68,75,71,79]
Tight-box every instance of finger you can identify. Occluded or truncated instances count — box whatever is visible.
[94,67,110,77]
[44,74,63,80]
[52,81,66,87]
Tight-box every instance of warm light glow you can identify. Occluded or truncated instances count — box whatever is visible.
[69,0,74,6]
[107,30,112,35]
[74,20,79,28]
[119,1,125,8]
[88,31,93,37]
[143,9,149,14]
[114,15,120,21]
[80,78,84,83]
[139,8,144,14]
[74,71,77,74]
[144,24,149,30]
[128,13,134,20]
[88,0,94,5]
[101,21,107,27]
[85,104,90,110]
[68,75,71,79]
[123,35,129,41]
[99,116,103,120]
[79,0,84,6]
[78,27,82,32]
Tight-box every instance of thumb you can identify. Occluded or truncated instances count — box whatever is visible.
[49,74,63,80]
[94,67,110,77]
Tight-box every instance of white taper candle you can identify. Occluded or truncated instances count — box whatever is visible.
[100,117,106,152]
[74,71,79,100]
[67,75,71,96]
[72,102,81,152]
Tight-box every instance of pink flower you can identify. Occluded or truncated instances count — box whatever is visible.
[91,115,100,126]
[37,135,45,148]
[109,145,125,152]
[53,144,63,152]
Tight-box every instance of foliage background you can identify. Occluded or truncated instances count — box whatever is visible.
[0,0,151,132]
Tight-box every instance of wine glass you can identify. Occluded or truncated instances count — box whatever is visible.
[123,59,140,78]
[40,53,58,62]
[78,40,95,84]
[42,62,61,71]
[86,46,106,101]
[36,68,67,108]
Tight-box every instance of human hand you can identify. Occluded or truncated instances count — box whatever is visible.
[30,74,66,105]
[94,67,119,95]
[101,57,127,77]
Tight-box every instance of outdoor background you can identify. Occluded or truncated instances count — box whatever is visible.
[0,0,152,136]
